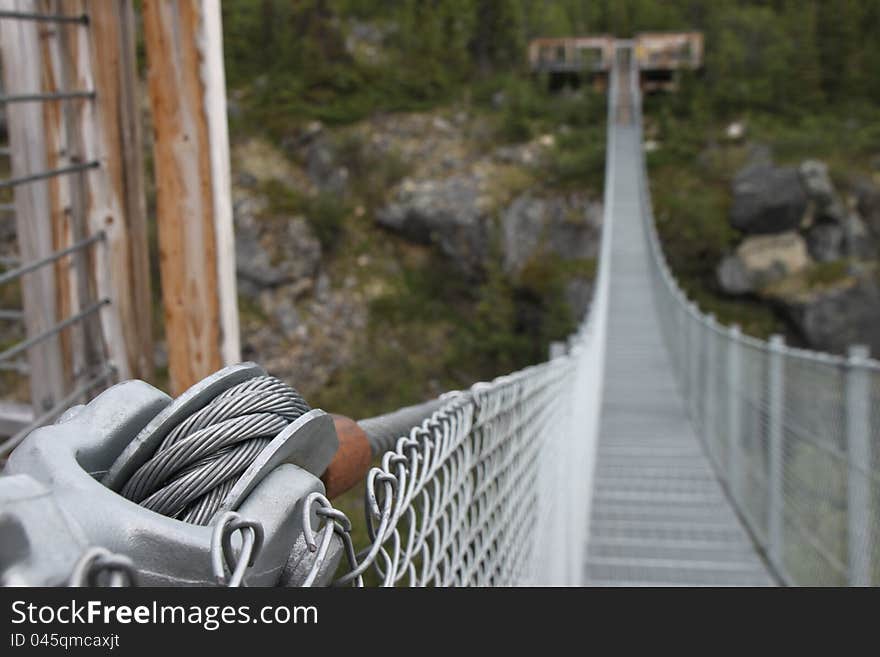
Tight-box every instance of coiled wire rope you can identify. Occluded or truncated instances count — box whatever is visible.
[117,375,310,525]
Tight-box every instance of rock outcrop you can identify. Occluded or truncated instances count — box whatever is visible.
[804,221,844,262]
[730,164,808,234]
[501,194,601,318]
[227,108,603,396]
[377,180,602,311]
[769,268,880,355]
[376,176,490,276]
[719,153,879,354]
[305,136,350,195]
[375,117,600,285]
[501,194,601,276]
[717,232,810,295]
[799,160,847,224]
[853,176,880,239]
[233,194,322,298]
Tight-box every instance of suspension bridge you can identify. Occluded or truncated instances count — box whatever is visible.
[0,6,877,587]
[586,47,774,586]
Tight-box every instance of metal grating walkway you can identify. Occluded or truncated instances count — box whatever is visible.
[583,114,776,586]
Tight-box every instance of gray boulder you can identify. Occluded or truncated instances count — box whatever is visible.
[717,232,810,295]
[376,176,490,276]
[843,213,877,260]
[799,161,836,207]
[501,194,601,276]
[800,160,847,224]
[730,164,808,234]
[775,269,880,356]
[234,194,322,297]
[305,137,349,195]
[853,176,880,239]
[376,181,602,318]
[805,221,844,262]
[716,256,752,295]
[807,209,876,261]
[502,194,602,319]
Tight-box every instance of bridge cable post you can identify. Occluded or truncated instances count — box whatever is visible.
[703,314,718,466]
[767,334,786,572]
[548,341,567,360]
[677,294,687,393]
[726,325,743,497]
[676,300,686,397]
[845,344,871,586]
[687,303,701,427]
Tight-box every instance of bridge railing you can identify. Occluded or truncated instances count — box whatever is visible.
[322,55,622,587]
[629,56,880,586]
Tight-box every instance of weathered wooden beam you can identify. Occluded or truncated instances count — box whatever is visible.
[39,0,96,390]
[0,0,153,419]
[0,0,67,412]
[77,0,154,381]
[142,0,240,394]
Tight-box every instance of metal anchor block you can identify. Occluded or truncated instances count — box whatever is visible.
[1,363,344,586]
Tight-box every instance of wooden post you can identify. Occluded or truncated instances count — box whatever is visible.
[0,0,154,417]
[0,0,67,412]
[40,0,103,388]
[47,0,154,383]
[79,0,154,382]
[142,0,240,394]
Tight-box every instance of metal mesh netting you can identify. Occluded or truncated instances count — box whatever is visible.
[318,61,623,588]
[635,75,880,586]
[334,362,572,586]
[322,323,604,587]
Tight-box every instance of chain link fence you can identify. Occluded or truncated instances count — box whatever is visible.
[632,71,880,586]
[330,357,585,586]
[322,59,622,588]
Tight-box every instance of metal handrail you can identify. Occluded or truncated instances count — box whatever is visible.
[0,10,88,23]
[0,161,99,189]
[0,299,108,364]
[0,232,104,286]
[0,91,95,103]
[630,51,878,586]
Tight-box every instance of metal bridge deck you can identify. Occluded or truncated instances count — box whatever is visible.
[584,121,775,586]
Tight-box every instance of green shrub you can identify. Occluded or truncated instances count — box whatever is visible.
[261,179,302,217]
[499,108,533,143]
[549,127,606,189]
[334,132,409,209]
[304,193,348,252]
[805,259,851,287]
[257,180,348,252]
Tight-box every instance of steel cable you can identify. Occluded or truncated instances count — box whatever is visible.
[117,375,310,525]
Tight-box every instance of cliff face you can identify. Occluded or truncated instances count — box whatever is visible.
[230,107,602,414]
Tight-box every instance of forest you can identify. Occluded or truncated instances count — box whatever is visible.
[222,0,880,126]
